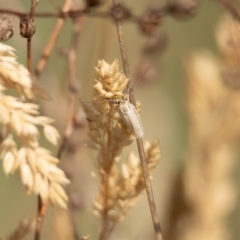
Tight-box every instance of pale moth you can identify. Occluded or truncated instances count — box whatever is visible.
[114,94,144,139]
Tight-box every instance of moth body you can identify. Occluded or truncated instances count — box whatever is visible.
[118,99,144,138]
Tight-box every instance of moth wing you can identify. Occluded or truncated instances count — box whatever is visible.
[128,102,144,138]
[119,101,144,138]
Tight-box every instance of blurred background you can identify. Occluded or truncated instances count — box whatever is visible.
[1,0,240,239]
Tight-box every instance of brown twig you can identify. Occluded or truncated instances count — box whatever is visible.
[19,0,38,74]
[34,196,47,240]
[20,2,48,240]
[0,5,169,23]
[111,0,163,240]
[27,38,32,73]
[34,0,73,78]
[57,16,84,159]
[56,13,84,240]
[26,0,38,74]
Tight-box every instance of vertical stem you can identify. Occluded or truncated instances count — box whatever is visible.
[34,0,73,78]
[111,1,163,240]
[34,196,47,240]
[27,38,32,73]
[27,0,38,75]
[136,139,163,240]
[23,2,48,240]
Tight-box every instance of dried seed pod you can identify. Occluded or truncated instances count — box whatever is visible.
[168,0,197,20]
[143,33,168,55]
[138,7,163,36]
[85,0,105,7]
[111,4,132,21]
[20,16,36,38]
[0,15,14,41]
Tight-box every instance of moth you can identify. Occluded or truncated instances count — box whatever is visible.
[113,95,144,139]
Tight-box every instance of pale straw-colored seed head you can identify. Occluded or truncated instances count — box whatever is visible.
[92,138,161,221]
[0,43,69,208]
[85,59,160,227]
[94,59,129,100]
[0,43,33,99]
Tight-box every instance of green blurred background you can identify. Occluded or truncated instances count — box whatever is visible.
[1,0,239,239]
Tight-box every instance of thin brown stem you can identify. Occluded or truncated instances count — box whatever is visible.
[56,14,84,240]
[23,2,48,240]
[57,16,84,160]
[136,139,163,240]
[111,0,163,240]
[34,0,73,78]
[34,196,47,240]
[27,0,38,75]
[27,38,32,73]
[29,0,38,19]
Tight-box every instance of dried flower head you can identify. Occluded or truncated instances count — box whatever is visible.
[0,15,14,42]
[83,59,160,238]
[92,139,161,222]
[174,48,239,240]
[0,43,69,208]
[94,59,129,100]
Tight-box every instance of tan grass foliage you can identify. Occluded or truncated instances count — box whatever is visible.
[0,43,69,208]
[83,59,160,237]
[178,52,237,240]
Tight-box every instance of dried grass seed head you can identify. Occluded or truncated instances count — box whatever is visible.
[0,15,14,42]
[94,59,129,100]
[0,43,69,208]
[92,139,161,221]
[0,43,33,99]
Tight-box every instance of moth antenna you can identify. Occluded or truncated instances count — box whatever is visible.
[129,66,152,93]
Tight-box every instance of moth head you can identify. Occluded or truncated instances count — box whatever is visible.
[122,94,129,101]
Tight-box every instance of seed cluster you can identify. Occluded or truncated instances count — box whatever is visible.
[83,59,161,235]
[0,43,69,208]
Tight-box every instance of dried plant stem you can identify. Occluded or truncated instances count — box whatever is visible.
[27,0,38,74]
[34,0,72,78]
[112,1,163,240]
[57,16,83,159]
[136,140,163,240]
[57,15,84,240]
[34,196,47,240]
[27,38,32,73]
[23,2,48,240]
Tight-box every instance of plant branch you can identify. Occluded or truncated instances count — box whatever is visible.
[57,16,84,159]
[34,0,73,78]
[20,2,48,240]
[34,196,47,240]
[111,0,163,240]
